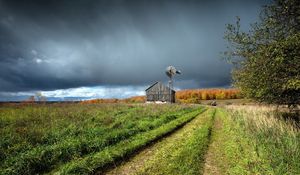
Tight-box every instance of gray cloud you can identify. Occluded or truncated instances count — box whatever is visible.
[0,0,270,94]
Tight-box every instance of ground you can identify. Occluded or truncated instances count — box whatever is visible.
[1,104,299,174]
[203,111,224,175]
[103,108,214,175]
[102,106,300,175]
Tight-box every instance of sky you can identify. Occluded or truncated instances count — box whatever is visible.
[0,0,271,101]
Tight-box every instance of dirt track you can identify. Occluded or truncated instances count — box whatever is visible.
[103,109,214,175]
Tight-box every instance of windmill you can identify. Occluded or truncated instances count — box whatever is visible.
[165,66,181,102]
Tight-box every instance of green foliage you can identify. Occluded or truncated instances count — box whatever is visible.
[224,0,300,107]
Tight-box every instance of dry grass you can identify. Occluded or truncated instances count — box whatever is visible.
[225,105,300,174]
[226,105,299,136]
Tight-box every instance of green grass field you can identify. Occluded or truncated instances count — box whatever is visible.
[0,103,203,175]
[0,103,299,175]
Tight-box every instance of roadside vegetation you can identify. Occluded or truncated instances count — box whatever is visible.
[0,104,203,175]
[226,106,300,174]
[204,106,300,175]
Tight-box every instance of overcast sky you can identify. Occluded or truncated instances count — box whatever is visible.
[0,0,270,101]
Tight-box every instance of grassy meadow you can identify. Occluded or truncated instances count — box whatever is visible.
[0,103,203,174]
[204,106,300,175]
[0,103,299,175]
[224,106,300,174]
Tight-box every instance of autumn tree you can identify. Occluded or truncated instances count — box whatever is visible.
[224,0,300,108]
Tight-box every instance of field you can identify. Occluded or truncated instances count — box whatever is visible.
[0,104,203,174]
[0,103,299,175]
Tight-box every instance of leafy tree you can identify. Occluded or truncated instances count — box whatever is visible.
[224,0,300,108]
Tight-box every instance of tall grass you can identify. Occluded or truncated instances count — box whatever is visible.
[226,105,300,174]
[0,103,200,175]
[57,108,204,174]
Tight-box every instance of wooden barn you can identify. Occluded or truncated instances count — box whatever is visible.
[145,82,175,103]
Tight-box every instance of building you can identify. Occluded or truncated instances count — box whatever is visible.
[145,82,175,103]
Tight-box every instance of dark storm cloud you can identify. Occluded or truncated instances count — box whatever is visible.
[0,0,270,92]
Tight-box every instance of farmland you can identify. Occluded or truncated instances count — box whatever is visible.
[0,103,203,174]
[0,103,299,175]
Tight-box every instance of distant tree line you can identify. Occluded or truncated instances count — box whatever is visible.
[81,89,241,104]
[23,92,47,104]
[81,96,146,104]
[176,89,241,103]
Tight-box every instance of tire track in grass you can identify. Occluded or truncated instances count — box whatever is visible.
[203,109,225,175]
[203,108,269,175]
[53,108,206,175]
[104,108,216,175]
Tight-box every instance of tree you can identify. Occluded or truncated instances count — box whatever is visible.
[35,92,47,103]
[224,0,300,108]
[25,96,35,103]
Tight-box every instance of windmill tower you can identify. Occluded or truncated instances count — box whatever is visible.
[165,66,181,103]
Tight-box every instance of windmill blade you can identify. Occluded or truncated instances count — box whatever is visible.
[176,70,181,74]
[165,70,172,78]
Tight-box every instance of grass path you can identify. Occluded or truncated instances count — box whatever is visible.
[203,109,227,175]
[203,109,260,175]
[104,108,216,175]
[203,110,222,175]
[203,108,277,175]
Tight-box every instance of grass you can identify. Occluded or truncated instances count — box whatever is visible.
[55,108,205,174]
[205,108,268,174]
[1,103,298,175]
[135,108,216,175]
[205,106,300,175]
[226,105,300,174]
[200,98,252,106]
[0,103,203,175]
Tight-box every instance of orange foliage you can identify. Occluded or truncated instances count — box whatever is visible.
[81,98,119,104]
[121,96,146,103]
[81,96,145,104]
[81,89,241,104]
[176,88,241,103]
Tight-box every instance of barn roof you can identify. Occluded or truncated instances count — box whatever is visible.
[145,82,159,91]
[145,82,175,92]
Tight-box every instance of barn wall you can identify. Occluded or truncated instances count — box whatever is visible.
[146,82,175,103]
